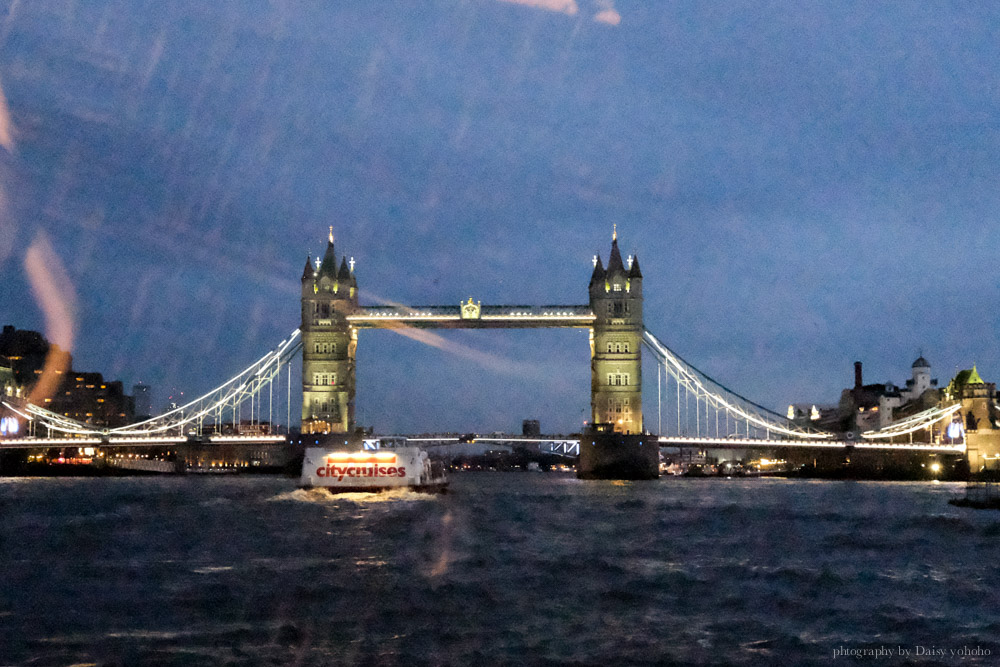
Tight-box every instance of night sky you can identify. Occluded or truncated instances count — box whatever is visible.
[2,1,1000,434]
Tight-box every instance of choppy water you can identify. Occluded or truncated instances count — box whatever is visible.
[1,474,999,665]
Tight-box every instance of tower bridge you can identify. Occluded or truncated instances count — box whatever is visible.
[300,227,644,440]
[2,228,981,476]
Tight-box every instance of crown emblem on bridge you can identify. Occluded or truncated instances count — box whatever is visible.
[460,297,482,319]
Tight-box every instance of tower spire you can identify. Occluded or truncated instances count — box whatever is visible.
[613,223,617,241]
[329,226,334,244]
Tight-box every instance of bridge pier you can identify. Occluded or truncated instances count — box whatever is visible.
[578,424,658,480]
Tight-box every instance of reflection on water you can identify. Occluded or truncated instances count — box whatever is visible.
[1,475,998,665]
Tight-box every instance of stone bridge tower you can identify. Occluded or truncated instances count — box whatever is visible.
[942,366,1000,471]
[589,228,643,434]
[300,229,358,434]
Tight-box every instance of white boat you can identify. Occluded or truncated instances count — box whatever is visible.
[299,446,448,493]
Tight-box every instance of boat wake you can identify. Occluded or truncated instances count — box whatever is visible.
[268,487,438,504]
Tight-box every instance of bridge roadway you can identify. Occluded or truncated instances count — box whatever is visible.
[370,434,966,455]
[0,435,287,449]
[0,434,965,456]
[656,436,966,454]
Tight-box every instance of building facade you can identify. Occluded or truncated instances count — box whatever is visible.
[300,230,358,434]
[840,357,939,433]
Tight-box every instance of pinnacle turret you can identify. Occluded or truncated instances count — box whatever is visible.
[628,254,642,279]
[302,256,314,281]
[590,255,605,287]
[338,256,352,281]
[318,237,338,280]
[607,238,625,275]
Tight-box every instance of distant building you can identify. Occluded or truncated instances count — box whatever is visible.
[786,402,841,431]
[0,358,23,399]
[132,382,154,419]
[0,324,136,428]
[839,357,939,433]
[47,371,135,428]
[0,324,71,387]
[522,419,541,437]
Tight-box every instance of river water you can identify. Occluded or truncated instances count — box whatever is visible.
[1,474,998,665]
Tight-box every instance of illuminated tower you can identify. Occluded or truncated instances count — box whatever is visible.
[589,227,643,434]
[300,229,358,434]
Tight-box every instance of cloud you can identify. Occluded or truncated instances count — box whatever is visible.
[593,0,620,25]
[498,0,579,16]
[594,8,620,25]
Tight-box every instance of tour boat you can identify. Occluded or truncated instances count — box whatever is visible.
[299,446,448,493]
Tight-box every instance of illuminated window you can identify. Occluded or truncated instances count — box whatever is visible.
[613,283,622,292]
[313,372,336,386]
[607,373,630,386]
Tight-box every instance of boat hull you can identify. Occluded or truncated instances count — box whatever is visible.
[302,481,448,494]
[299,446,448,492]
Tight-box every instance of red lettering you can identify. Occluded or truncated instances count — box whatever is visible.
[347,467,356,477]
[316,467,327,477]
[387,467,397,476]
[398,466,406,477]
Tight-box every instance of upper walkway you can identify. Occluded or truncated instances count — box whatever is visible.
[347,304,594,329]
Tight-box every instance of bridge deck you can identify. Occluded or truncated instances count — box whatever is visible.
[348,305,594,329]
[658,436,965,453]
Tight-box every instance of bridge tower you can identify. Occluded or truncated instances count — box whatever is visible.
[589,228,643,434]
[300,229,358,434]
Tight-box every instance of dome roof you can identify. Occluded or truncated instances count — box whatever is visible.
[912,356,930,369]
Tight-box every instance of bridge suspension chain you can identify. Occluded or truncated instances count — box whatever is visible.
[3,329,302,438]
[859,402,962,439]
[643,329,833,440]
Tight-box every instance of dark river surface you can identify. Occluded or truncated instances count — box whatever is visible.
[1,473,999,666]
